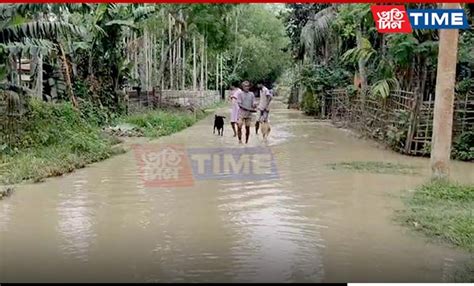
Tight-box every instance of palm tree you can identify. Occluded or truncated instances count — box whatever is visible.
[430,3,461,180]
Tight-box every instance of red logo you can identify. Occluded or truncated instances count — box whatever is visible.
[133,144,194,188]
[371,5,412,34]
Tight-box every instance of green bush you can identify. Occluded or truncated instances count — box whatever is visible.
[301,90,319,116]
[452,131,474,161]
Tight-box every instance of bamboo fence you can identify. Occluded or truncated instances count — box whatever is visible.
[328,89,474,156]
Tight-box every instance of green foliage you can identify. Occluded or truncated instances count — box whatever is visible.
[452,132,474,161]
[370,78,399,98]
[398,180,474,252]
[342,36,376,64]
[333,4,373,39]
[385,109,410,149]
[232,5,290,84]
[299,64,351,93]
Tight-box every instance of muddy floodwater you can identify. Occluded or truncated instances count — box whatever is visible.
[1,100,473,282]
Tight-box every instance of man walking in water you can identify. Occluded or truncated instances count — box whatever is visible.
[228,81,241,137]
[237,81,256,144]
[255,82,273,135]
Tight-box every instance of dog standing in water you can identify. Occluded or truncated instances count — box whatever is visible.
[260,120,271,139]
[256,83,273,140]
[213,115,225,136]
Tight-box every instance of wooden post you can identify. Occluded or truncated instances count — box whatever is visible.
[405,90,421,154]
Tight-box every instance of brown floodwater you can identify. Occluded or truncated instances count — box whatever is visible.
[1,99,473,282]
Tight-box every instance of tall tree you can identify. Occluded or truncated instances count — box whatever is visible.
[430,3,461,180]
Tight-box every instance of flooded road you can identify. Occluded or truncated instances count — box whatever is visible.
[1,99,473,282]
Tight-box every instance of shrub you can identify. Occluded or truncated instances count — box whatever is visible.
[301,90,319,116]
[452,131,474,161]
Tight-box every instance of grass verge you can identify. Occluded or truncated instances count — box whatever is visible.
[120,109,208,138]
[0,100,125,185]
[397,180,474,252]
[1,99,212,185]
[326,161,420,175]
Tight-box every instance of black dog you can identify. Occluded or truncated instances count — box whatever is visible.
[213,115,225,136]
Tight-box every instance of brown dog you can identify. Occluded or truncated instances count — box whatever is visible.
[260,122,271,139]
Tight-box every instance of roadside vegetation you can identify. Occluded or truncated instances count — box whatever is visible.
[121,109,207,138]
[397,180,474,252]
[326,161,420,175]
[281,4,473,161]
[0,98,208,185]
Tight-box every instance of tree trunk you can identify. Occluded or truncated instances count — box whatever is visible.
[156,29,186,92]
[430,3,460,180]
[58,43,78,108]
[356,28,368,107]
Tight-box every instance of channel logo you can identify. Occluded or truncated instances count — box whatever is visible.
[371,5,469,34]
[133,144,279,188]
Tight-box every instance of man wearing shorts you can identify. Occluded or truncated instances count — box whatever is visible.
[255,82,273,134]
[237,81,256,144]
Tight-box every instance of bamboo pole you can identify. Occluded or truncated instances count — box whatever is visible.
[182,33,186,90]
[200,35,204,91]
[144,28,149,91]
[36,53,43,98]
[161,32,164,90]
[177,23,181,90]
[216,53,219,91]
[220,53,223,95]
[205,39,208,91]
[193,35,197,91]
[168,13,173,90]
